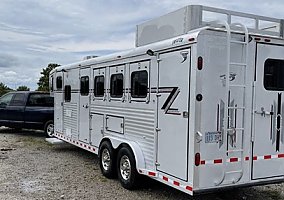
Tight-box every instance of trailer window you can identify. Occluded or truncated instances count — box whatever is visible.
[80,76,89,96]
[65,85,71,102]
[110,73,123,98]
[264,59,284,91]
[131,70,148,98]
[56,76,62,89]
[94,75,104,97]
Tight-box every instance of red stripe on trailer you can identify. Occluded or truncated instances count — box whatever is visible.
[173,181,180,186]
[148,172,156,176]
[230,157,238,162]
[253,156,257,161]
[200,160,206,165]
[245,156,249,161]
[264,155,271,160]
[278,154,284,158]
[214,159,222,164]
[186,186,193,191]
[163,176,168,182]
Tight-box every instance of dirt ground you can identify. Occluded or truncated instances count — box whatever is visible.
[0,128,283,200]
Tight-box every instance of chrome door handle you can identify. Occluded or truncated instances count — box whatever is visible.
[255,107,273,116]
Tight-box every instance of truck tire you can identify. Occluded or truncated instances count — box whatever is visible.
[44,120,54,137]
[117,146,140,190]
[99,141,116,178]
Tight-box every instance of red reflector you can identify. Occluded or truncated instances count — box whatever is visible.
[197,56,203,70]
[173,181,180,186]
[148,172,156,176]
[186,186,193,191]
[264,38,271,42]
[195,153,201,166]
[264,155,271,159]
[278,154,284,158]
[214,159,222,164]
[254,38,261,41]
[230,157,238,162]
[188,37,195,42]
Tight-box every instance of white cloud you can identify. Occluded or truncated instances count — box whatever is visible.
[0,0,283,90]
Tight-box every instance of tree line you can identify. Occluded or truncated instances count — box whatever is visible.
[0,63,60,96]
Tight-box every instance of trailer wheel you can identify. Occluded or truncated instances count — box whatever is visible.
[44,120,54,137]
[117,146,140,190]
[99,141,116,178]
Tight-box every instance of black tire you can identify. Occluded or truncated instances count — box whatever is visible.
[44,120,54,137]
[117,146,140,190]
[99,141,116,179]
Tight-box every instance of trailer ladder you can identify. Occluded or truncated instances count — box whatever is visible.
[210,21,249,186]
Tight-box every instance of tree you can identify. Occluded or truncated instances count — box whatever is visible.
[0,82,12,96]
[37,63,60,91]
[16,85,30,91]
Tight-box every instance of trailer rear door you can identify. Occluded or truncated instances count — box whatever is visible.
[252,43,284,179]
[157,48,190,181]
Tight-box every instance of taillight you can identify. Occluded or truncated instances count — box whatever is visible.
[195,153,201,166]
[197,56,203,70]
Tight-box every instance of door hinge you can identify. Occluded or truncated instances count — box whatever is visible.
[156,128,161,132]
[155,162,160,166]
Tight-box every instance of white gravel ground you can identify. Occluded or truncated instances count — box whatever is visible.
[0,128,283,200]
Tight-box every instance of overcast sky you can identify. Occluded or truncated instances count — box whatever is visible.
[0,0,283,90]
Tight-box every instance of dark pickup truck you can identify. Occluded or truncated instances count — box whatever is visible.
[0,91,54,137]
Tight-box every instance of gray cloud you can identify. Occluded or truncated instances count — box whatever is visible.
[0,0,283,90]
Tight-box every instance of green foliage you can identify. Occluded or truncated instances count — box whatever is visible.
[16,85,30,91]
[37,63,60,91]
[0,82,12,96]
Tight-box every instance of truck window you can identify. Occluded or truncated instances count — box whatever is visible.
[94,75,104,97]
[264,59,284,91]
[10,93,26,106]
[27,94,54,107]
[110,73,123,98]
[56,76,62,89]
[80,76,89,96]
[0,93,14,107]
[131,70,148,98]
[65,85,71,102]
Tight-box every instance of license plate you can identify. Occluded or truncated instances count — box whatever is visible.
[205,131,222,143]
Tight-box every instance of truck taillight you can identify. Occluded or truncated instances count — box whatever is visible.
[195,153,201,166]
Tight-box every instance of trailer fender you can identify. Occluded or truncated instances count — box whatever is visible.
[104,136,146,170]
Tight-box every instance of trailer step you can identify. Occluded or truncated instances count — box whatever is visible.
[229,84,246,87]
[229,62,247,66]
[227,149,244,153]
[228,106,245,109]
[230,40,247,45]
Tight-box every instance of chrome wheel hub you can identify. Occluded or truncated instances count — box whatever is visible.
[102,149,111,171]
[120,155,131,181]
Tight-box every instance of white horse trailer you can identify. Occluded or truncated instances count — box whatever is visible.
[50,5,284,195]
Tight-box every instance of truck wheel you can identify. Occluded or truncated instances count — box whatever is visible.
[44,120,54,137]
[99,141,116,178]
[117,146,140,190]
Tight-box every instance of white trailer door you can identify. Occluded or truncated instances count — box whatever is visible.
[157,48,190,181]
[54,72,64,133]
[252,44,284,179]
[79,68,91,143]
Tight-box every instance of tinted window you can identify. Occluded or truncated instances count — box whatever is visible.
[65,85,71,102]
[27,94,54,107]
[94,76,104,97]
[56,76,62,89]
[0,93,14,107]
[264,59,284,91]
[131,70,148,98]
[10,93,26,106]
[80,76,89,96]
[110,74,123,98]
